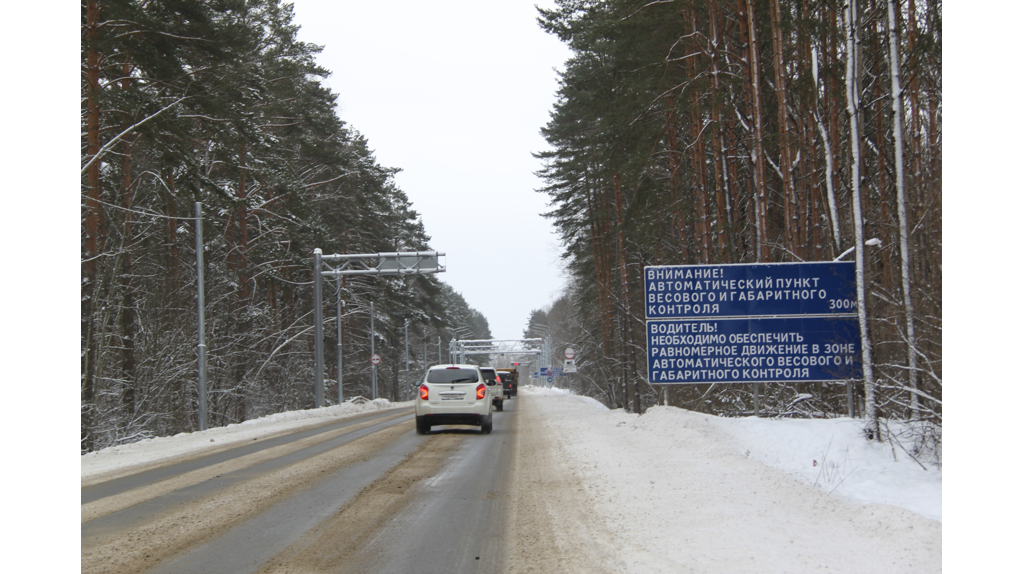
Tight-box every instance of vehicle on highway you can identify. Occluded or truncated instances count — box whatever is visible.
[497,367,519,398]
[479,367,505,411]
[416,364,495,434]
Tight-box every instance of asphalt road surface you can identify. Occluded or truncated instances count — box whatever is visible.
[81,401,519,574]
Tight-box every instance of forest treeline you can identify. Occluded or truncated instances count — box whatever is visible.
[81,0,491,453]
[528,0,940,454]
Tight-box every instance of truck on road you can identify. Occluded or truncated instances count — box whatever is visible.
[496,367,518,399]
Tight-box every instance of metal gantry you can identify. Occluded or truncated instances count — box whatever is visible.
[448,338,545,365]
[312,249,445,407]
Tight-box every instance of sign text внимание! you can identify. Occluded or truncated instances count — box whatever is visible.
[644,261,856,319]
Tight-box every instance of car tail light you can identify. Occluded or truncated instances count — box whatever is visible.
[419,384,429,400]
[476,383,486,400]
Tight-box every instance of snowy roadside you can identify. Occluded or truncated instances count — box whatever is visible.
[521,384,941,521]
[516,385,941,573]
[81,399,413,480]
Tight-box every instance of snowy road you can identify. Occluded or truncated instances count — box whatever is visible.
[81,404,517,574]
[81,389,941,573]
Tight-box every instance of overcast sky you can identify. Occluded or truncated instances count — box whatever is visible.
[286,0,573,340]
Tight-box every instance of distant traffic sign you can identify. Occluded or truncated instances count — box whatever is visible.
[546,376,553,384]
[644,262,856,319]
[564,347,576,360]
[370,353,381,366]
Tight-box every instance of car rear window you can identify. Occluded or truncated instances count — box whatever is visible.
[427,368,479,384]
[480,369,497,382]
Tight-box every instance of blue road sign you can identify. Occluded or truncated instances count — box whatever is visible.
[647,316,861,384]
[540,367,550,376]
[644,262,856,319]
[547,376,554,384]
[553,368,564,376]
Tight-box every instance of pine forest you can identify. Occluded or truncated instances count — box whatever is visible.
[81,0,492,452]
[526,0,940,455]
[82,0,941,458]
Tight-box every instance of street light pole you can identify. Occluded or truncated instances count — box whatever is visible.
[370,301,376,400]
[195,202,208,431]
[342,282,350,403]
[313,250,325,408]
[404,319,409,402]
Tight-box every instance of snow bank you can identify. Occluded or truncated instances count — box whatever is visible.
[520,385,940,521]
[518,387,940,573]
[706,412,941,521]
[81,399,411,479]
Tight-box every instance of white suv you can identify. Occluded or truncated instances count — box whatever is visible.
[416,364,495,434]
[479,367,505,411]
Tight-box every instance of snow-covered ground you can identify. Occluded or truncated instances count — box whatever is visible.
[81,398,413,480]
[82,387,940,521]
[80,386,941,572]
[520,385,941,521]
[513,384,941,573]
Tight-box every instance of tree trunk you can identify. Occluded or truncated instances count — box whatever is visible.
[82,0,102,452]
[770,0,798,258]
[119,62,138,416]
[665,101,690,261]
[708,0,733,261]
[613,173,639,414]
[586,173,616,364]
[886,0,920,418]
[872,28,893,291]
[120,133,138,415]
[689,105,711,264]
[236,140,250,300]
[745,0,769,262]
[845,0,879,439]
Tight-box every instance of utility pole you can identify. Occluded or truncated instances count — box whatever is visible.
[342,282,350,403]
[313,249,325,407]
[195,202,208,430]
[404,319,409,402]
[370,301,376,400]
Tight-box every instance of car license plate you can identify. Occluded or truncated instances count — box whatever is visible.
[440,392,465,401]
